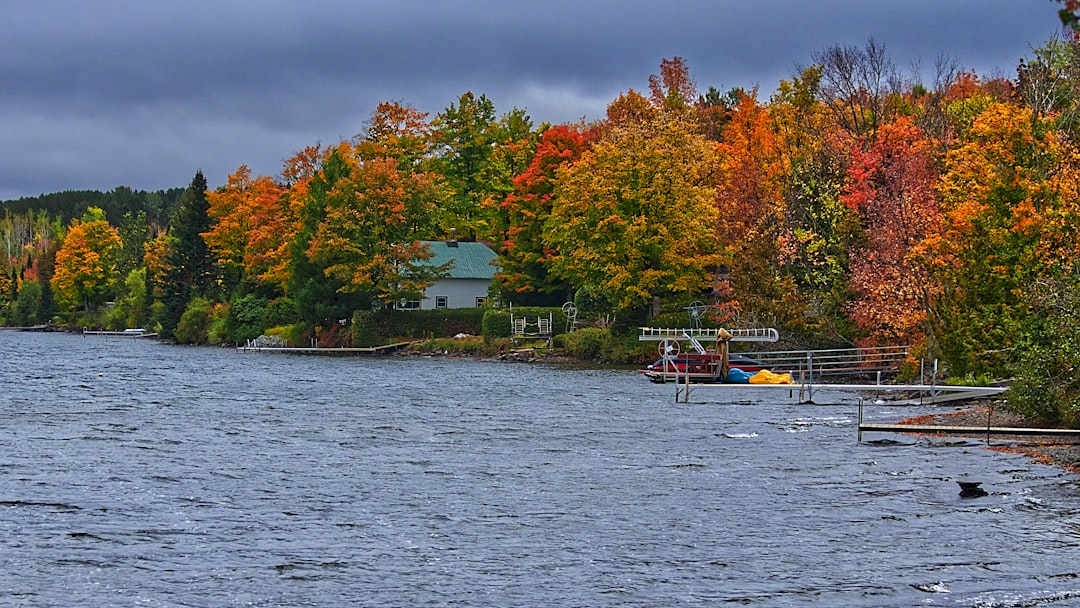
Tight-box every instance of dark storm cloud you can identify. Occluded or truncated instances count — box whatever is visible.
[0,0,1062,200]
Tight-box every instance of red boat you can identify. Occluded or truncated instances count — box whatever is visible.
[639,352,763,383]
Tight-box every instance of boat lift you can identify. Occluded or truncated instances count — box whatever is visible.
[639,327,1005,405]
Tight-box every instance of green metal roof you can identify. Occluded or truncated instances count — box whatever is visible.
[422,240,498,279]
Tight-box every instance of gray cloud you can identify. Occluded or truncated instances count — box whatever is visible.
[0,0,1061,200]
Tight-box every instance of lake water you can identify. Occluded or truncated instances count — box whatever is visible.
[1,331,1078,607]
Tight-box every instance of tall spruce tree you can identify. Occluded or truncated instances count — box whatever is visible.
[160,170,218,337]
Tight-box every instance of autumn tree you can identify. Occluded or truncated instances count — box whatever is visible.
[476,107,541,245]
[260,144,324,294]
[930,102,1071,378]
[494,124,596,305]
[203,165,289,295]
[712,89,788,326]
[648,56,698,112]
[603,89,656,129]
[51,207,123,315]
[305,153,445,310]
[840,116,941,349]
[287,112,448,337]
[545,109,721,326]
[357,101,433,168]
[288,145,360,331]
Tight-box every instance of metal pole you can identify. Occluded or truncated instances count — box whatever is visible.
[932,359,939,397]
[857,399,863,443]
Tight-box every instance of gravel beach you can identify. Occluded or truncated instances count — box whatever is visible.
[898,404,1080,474]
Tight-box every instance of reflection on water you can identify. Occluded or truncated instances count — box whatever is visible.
[1,331,1078,607]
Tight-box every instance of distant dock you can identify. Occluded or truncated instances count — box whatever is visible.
[237,341,414,356]
[82,328,158,338]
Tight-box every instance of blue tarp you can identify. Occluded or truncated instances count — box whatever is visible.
[723,368,754,383]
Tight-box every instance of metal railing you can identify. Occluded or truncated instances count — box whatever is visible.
[639,327,780,342]
[748,345,911,378]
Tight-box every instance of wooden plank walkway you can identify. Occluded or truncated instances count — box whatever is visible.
[82,330,159,338]
[856,398,1080,442]
[236,342,414,355]
[858,423,1080,438]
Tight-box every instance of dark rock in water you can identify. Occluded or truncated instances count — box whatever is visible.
[958,481,988,498]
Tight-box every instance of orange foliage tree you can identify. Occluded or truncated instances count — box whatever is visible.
[203,165,287,293]
[712,89,785,325]
[305,145,444,309]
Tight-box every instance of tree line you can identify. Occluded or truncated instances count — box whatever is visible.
[4,33,1080,425]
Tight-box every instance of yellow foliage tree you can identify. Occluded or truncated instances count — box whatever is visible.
[51,208,123,314]
[545,110,721,315]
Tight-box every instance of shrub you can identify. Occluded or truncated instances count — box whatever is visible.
[561,327,608,361]
[174,297,213,344]
[264,297,299,327]
[224,294,268,343]
[265,324,302,347]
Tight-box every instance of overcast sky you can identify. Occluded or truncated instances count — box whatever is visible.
[0,0,1064,201]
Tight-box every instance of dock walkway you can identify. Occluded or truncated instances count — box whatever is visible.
[236,341,414,356]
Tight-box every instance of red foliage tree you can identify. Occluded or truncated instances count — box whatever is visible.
[841,116,941,348]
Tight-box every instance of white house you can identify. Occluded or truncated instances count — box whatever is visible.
[396,240,498,310]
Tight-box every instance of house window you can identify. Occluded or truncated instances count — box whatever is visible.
[396,298,421,310]
[475,297,487,307]
[435,296,448,309]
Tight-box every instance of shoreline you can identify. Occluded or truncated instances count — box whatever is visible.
[898,405,1080,475]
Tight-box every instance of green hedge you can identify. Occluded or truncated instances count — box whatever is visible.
[352,308,489,346]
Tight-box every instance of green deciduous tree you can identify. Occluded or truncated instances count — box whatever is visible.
[430,92,499,239]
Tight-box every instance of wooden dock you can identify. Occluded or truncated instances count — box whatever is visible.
[236,342,414,356]
[857,423,1080,438]
[82,329,159,338]
[855,400,1080,442]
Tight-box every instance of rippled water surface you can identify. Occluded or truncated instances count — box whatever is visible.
[2,331,1079,607]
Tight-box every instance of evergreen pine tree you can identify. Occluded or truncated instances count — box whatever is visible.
[160,170,219,337]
